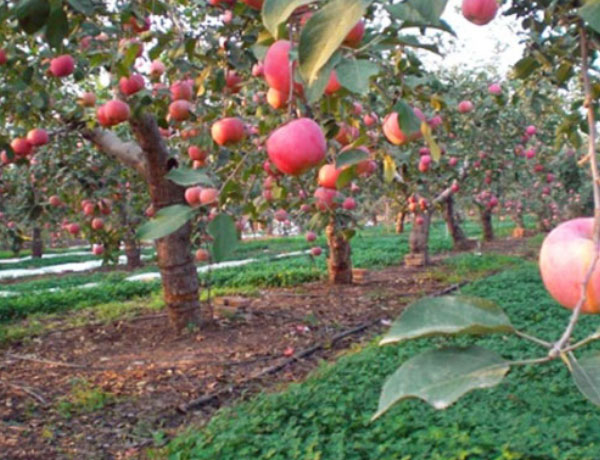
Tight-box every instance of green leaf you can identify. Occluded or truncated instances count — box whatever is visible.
[15,0,50,34]
[165,168,214,187]
[336,166,355,189]
[393,100,421,135]
[66,0,94,15]
[336,59,380,95]
[555,62,573,85]
[262,0,316,38]
[373,346,509,419]
[208,214,238,263]
[387,0,448,23]
[513,56,541,79]
[580,0,600,35]
[336,149,370,169]
[299,0,372,85]
[305,53,342,103]
[137,205,195,241]
[380,296,514,346]
[45,5,69,49]
[570,352,600,406]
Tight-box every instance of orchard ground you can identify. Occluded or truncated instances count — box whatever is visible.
[1,218,544,459]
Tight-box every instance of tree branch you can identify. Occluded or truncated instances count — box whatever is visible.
[81,128,148,178]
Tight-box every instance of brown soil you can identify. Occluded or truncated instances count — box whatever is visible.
[0,238,533,460]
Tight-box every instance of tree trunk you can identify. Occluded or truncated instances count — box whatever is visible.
[117,201,143,269]
[405,212,431,267]
[325,220,353,284]
[31,227,43,259]
[444,197,474,250]
[124,239,142,269]
[479,207,494,242]
[395,211,406,234]
[131,113,203,330]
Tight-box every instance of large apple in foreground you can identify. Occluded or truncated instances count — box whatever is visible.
[539,218,600,314]
[267,118,326,175]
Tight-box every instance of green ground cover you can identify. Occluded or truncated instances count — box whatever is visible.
[164,263,600,460]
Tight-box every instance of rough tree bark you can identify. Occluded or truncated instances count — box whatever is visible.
[444,197,474,250]
[395,211,406,234]
[117,201,143,269]
[31,227,43,259]
[124,239,142,269]
[128,114,203,330]
[479,207,494,242]
[325,219,353,284]
[405,212,431,267]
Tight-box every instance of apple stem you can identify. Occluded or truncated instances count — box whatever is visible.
[514,330,551,349]
[550,25,600,358]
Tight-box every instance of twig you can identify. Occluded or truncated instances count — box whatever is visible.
[0,378,47,405]
[5,353,103,371]
[550,26,600,357]
[515,330,551,348]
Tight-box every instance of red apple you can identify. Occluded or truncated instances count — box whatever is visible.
[196,248,210,262]
[314,187,339,211]
[462,0,498,26]
[363,112,378,126]
[49,195,62,207]
[119,73,145,95]
[318,164,342,189]
[0,49,6,65]
[100,100,131,126]
[170,80,194,101]
[458,100,474,113]
[335,123,358,145]
[344,19,365,47]
[252,62,264,77]
[80,92,96,107]
[382,111,422,146]
[91,218,104,230]
[488,83,502,95]
[306,231,317,242]
[325,71,342,95]
[343,197,356,210]
[225,70,243,93]
[169,100,192,122]
[274,209,288,222]
[311,247,323,256]
[185,186,202,206]
[267,87,289,109]
[11,138,32,156]
[150,60,166,78]
[526,125,537,136]
[211,117,245,146]
[26,128,49,146]
[50,54,75,77]
[241,0,263,8]
[264,40,299,93]
[67,223,80,235]
[267,118,326,175]
[92,244,104,256]
[200,188,219,205]
[188,146,207,161]
[83,203,96,216]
